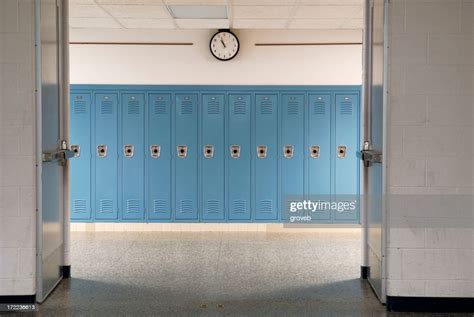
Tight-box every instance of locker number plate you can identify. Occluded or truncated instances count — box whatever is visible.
[230,145,240,158]
[283,145,294,159]
[124,145,134,158]
[257,145,267,159]
[97,145,107,158]
[204,145,214,159]
[310,145,320,158]
[150,145,161,159]
[177,145,187,158]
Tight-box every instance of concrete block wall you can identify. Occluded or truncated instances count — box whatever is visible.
[387,0,473,297]
[0,0,36,296]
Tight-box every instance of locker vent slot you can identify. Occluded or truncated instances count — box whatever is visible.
[206,200,220,213]
[207,101,220,115]
[313,102,326,115]
[126,199,140,213]
[260,101,273,115]
[153,200,167,213]
[287,101,300,115]
[180,100,193,115]
[73,101,87,114]
[340,101,353,115]
[179,200,193,213]
[73,199,87,213]
[153,101,167,115]
[258,200,273,213]
[99,199,113,213]
[232,200,247,213]
[101,100,113,115]
[233,101,247,115]
[127,100,140,115]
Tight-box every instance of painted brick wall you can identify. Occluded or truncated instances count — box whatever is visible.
[387,0,473,297]
[0,0,36,296]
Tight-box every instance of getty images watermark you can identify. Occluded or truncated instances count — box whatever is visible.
[287,199,357,223]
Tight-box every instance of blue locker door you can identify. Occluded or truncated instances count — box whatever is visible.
[175,94,198,220]
[335,94,359,221]
[228,94,251,221]
[121,93,145,220]
[255,94,278,220]
[281,94,305,220]
[201,94,225,221]
[307,94,331,221]
[148,94,172,220]
[94,93,119,220]
[70,93,92,221]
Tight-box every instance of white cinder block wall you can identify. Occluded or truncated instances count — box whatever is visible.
[387,0,473,297]
[0,0,36,296]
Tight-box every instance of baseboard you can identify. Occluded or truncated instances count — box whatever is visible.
[71,223,361,233]
[0,295,35,304]
[387,296,474,313]
[360,266,369,279]
[61,265,71,279]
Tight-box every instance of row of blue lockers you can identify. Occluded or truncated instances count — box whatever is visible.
[70,85,360,223]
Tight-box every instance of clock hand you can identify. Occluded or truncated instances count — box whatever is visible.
[220,39,226,48]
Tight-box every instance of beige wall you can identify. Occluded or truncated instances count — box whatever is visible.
[0,0,36,296]
[387,0,474,297]
[70,29,363,85]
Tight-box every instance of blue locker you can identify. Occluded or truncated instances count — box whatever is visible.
[254,94,278,220]
[201,94,225,221]
[334,94,359,221]
[307,94,331,221]
[94,93,119,220]
[121,93,145,220]
[70,93,92,221]
[147,94,172,220]
[280,94,305,220]
[227,94,251,220]
[175,94,198,220]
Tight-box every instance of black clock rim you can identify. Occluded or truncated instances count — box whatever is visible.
[209,30,240,61]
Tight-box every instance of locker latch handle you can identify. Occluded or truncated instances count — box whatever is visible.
[283,145,294,159]
[257,145,267,159]
[71,145,80,158]
[150,145,161,159]
[310,145,320,158]
[204,145,214,159]
[230,145,240,158]
[97,145,107,158]
[124,145,134,158]
[177,145,187,158]
[337,145,347,158]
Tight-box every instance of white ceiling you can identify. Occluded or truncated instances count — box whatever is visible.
[69,0,363,30]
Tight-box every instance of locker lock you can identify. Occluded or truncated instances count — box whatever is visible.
[230,145,240,158]
[97,145,107,158]
[337,145,347,158]
[150,145,161,159]
[310,145,320,158]
[124,145,134,158]
[257,145,267,159]
[71,145,80,158]
[204,145,214,159]
[177,145,187,158]
[283,145,294,159]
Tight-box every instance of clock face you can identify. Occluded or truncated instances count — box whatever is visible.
[210,31,239,61]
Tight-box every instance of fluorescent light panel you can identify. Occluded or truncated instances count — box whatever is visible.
[168,5,228,19]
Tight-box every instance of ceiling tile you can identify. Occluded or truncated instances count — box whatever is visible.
[232,0,296,5]
[293,5,363,19]
[289,18,362,29]
[70,17,122,28]
[70,5,109,18]
[233,19,287,28]
[164,0,227,4]
[118,18,176,29]
[70,0,96,4]
[102,5,170,18]
[233,5,293,19]
[299,0,363,5]
[96,0,163,4]
[175,18,229,28]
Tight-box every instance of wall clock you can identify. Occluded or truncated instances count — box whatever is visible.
[210,30,239,61]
